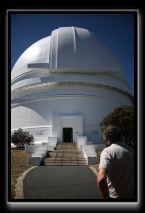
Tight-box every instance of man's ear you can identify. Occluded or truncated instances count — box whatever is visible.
[106,133,113,141]
[106,140,110,147]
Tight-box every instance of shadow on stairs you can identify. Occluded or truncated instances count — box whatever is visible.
[43,143,87,166]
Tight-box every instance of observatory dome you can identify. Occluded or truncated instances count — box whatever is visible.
[12,26,125,82]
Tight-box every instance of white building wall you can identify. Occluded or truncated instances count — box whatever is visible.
[52,114,83,142]
[11,91,132,143]
[11,126,52,143]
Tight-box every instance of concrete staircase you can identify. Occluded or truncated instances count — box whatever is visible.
[43,143,87,166]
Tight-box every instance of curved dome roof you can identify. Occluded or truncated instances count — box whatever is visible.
[11,26,124,81]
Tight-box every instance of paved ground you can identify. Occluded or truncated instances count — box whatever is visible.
[23,165,102,200]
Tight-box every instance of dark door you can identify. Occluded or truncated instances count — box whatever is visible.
[63,128,73,143]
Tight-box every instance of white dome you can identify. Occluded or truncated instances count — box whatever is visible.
[11,26,124,81]
[11,36,51,81]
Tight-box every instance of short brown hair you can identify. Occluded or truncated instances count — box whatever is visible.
[103,125,121,143]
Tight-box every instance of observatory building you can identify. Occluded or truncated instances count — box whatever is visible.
[11,26,133,144]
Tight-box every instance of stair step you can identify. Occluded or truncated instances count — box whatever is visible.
[44,159,87,163]
[44,162,87,166]
[49,153,84,156]
[43,142,87,166]
[43,158,87,162]
[49,150,82,153]
[44,159,86,163]
[44,156,86,159]
[44,162,62,166]
[44,159,85,161]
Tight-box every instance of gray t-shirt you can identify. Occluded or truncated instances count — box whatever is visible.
[98,142,134,199]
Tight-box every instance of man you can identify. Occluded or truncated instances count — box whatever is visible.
[97,125,134,199]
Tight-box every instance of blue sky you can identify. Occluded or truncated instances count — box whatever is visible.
[11,13,135,94]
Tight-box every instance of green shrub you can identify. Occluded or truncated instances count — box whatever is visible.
[11,128,34,148]
[100,105,134,147]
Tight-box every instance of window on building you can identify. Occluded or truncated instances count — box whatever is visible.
[36,129,44,135]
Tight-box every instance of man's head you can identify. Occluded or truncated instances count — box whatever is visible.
[103,125,121,146]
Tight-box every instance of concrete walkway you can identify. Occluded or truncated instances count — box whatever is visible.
[23,165,102,199]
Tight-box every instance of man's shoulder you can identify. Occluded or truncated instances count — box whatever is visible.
[101,144,118,155]
[101,146,111,155]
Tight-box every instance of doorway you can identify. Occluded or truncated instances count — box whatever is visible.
[63,128,73,143]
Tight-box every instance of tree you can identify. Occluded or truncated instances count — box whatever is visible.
[100,105,134,147]
[11,128,34,148]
